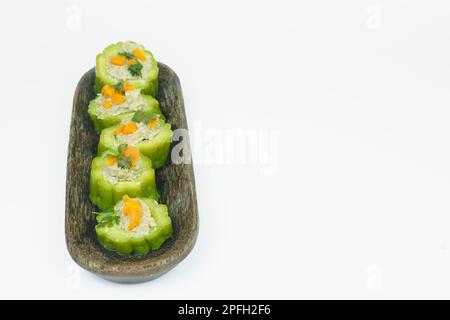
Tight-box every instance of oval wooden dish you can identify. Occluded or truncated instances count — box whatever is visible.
[65,63,198,283]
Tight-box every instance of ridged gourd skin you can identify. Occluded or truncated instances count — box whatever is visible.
[89,152,159,210]
[95,41,159,97]
[95,197,173,255]
[88,95,163,134]
[98,121,173,169]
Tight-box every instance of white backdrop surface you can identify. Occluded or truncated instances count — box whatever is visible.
[1,0,450,299]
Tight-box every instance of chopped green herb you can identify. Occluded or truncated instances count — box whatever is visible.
[114,80,124,92]
[132,110,157,124]
[118,144,128,154]
[128,62,143,77]
[117,51,143,77]
[95,212,120,228]
[98,215,120,228]
[118,51,136,59]
[116,144,133,169]
[117,154,132,169]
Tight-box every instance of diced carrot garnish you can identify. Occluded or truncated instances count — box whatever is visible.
[103,100,113,108]
[106,156,117,166]
[123,82,134,91]
[124,201,139,212]
[123,145,139,157]
[131,156,140,167]
[112,93,126,104]
[122,121,137,135]
[122,196,142,231]
[114,124,125,135]
[148,118,158,128]
[133,48,146,61]
[101,85,115,98]
[123,198,138,214]
[128,59,138,65]
[127,207,142,231]
[123,145,140,166]
[110,55,126,66]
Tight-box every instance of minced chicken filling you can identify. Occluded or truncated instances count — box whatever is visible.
[115,119,161,145]
[115,198,156,235]
[93,90,148,119]
[106,42,153,81]
[103,160,142,184]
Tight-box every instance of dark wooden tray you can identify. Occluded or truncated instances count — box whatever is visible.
[65,63,198,283]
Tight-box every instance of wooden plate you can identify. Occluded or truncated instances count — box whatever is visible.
[65,63,199,283]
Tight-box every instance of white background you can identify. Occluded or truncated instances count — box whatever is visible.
[1,0,450,299]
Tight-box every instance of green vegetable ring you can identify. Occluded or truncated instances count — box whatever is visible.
[89,152,159,210]
[98,114,173,169]
[95,41,159,97]
[88,94,163,134]
[96,197,173,255]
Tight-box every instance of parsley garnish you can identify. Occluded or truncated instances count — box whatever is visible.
[132,110,157,124]
[117,144,132,169]
[114,80,124,92]
[118,144,128,154]
[95,212,120,228]
[118,51,136,59]
[117,154,132,169]
[117,51,143,77]
[128,63,143,77]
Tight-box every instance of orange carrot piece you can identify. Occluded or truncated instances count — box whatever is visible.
[106,156,117,166]
[127,207,142,231]
[133,48,146,61]
[123,82,134,91]
[148,119,158,128]
[114,124,125,135]
[103,100,113,108]
[122,196,142,231]
[122,122,137,135]
[110,55,126,66]
[123,146,139,157]
[101,85,115,98]
[112,93,126,104]
[123,145,140,166]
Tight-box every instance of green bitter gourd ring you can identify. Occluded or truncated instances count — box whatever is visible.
[95,196,173,255]
[88,87,163,133]
[98,112,173,169]
[89,147,159,210]
[95,41,159,97]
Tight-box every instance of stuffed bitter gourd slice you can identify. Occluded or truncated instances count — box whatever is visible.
[95,41,158,97]
[95,195,173,255]
[88,81,163,133]
[90,145,159,210]
[98,111,172,169]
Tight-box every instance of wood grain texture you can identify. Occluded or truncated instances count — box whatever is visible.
[65,63,198,283]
